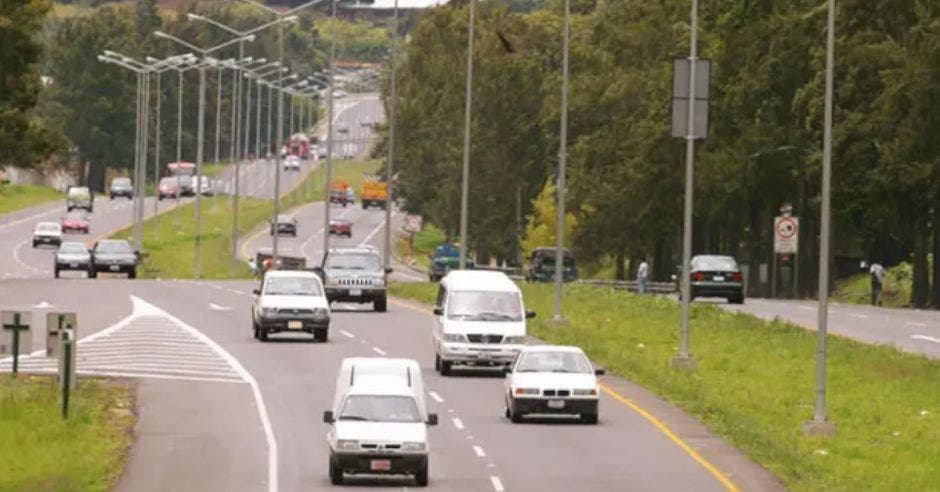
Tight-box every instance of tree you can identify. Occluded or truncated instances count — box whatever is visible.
[521,179,576,259]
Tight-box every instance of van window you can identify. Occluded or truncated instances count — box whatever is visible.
[446,291,522,322]
[338,395,422,423]
[435,285,446,307]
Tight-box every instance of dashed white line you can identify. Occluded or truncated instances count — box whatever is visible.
[428,391,444,403]
[452,417,465,430]
[846,313,869,319]
[490,476,505,492]
[473,445,486,457]
[797,305,815,311]
[911,334,940,344]
[372,346,387,356]
[358,218,387,247]
[906,321,928,328]
[339,329,356,339]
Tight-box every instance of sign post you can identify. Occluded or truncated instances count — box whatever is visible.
[61,329,74,419]
[48,313,77,391]
[1,311,32,377]
[774,213,799,298]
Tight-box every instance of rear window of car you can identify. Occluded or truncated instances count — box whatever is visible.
[68,188,90,199]
[112,178,131,186]
[36,223,61,232]
[59,243,87,254]
[692,256,739,271]
[96,241,132,254]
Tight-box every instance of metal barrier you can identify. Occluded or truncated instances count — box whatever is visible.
[577,278,676,294]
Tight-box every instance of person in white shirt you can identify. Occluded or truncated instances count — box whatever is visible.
[637,260,650,294]
[869,262,885,306]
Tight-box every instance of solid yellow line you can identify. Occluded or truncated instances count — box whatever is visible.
[390,296,741,492]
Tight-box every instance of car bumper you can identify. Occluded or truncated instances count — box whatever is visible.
[512,397,598,416]
[440,343,522,365]
[93,263,136,273]
[691,281,743,297]
[257,317,329,332]
[111,191,133,197]
[331,451,427,475]
[326,287,385,303]
[56,262,90,271]
[62,226,88,233]
[34,236,61,245]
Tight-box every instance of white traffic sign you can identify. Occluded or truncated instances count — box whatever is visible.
[774,216,799,254]
[1,310,32,357]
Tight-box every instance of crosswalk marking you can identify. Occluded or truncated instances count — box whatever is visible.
[0,297,246,384]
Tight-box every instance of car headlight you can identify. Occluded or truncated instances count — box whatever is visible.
[572,389,598,396]
[502,336,527,345]
[401,442,426,452]
[336,440,359,451]
[514,387,539,396]
[261,307,277,317]
[442,333,468,343]
[313,308,329,318]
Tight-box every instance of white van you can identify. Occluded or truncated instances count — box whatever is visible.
[323,358,438,486]
[433,270,536,376]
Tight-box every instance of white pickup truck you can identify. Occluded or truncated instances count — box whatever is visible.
[252,270,331,342]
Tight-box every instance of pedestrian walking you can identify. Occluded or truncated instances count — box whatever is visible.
[869,261,885,306]
[637,259,650,294]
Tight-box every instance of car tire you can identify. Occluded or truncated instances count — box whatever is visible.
[362,202,367,210]
[414,462,429,487]
[729,294,745,305]
[88,269,97,279]
[434,353,441,371]
[258,328,268,342]
[581,413,599,425]
[315,328,328,343]
[32,241,38,248]
[509,399,523,423]
[329,458,343,485]
[128,268,137,279]
[440,360,453,376]
[374,296,387,312]
[252,320,260,340]
[54,268,60,279]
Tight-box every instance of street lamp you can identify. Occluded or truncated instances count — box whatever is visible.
[459,0,476,269]
[154,30,255,278]
[551,0,572,323]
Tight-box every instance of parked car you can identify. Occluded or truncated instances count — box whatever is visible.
[109,177,134,200]
[60,211,90,234]
[32,222,63,248]
[503,345,604,424]
[90,239,138,279]
[684,254,745,304]
[524,247,577,282]
[54,241,92,278]
[66,186,93,212]
[158,177,179,200]
[270,214,297,237]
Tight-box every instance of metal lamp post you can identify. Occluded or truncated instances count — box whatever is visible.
[551,0,571,323]
[459,0,476,269]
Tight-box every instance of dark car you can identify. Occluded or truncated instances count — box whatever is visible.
[109,177,134,200]
[54,241,92,278]
[90,239,138,279]
[328,219,352,238]
[525,247,577,282]
[60,211,90,234]
[270,215,297,237]
[428,243,474,282]
[685,255,745,304]
[319,246,390,311]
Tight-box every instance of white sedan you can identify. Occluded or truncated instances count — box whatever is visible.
[283,156,301,171]
[504,345,604,424]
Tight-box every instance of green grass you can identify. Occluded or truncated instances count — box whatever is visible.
[389,282,940,492]
[0,376,134,492]
[833,262,913,308]
[113,159,381,279]
[0,183,62,215]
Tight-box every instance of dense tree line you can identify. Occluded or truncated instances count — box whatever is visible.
[386,0,940,307]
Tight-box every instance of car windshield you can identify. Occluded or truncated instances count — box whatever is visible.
[36,223,60,232]
[515,351,593,374]
[159,178,176,186]
[325,253,381,271]
[96,241,132,254]
[112,178,131,186]
[692,256,739,271]
[447,291,523,321]
[65,212,86,220]
[263,276,323,296]
[68,188,90,199]
[338,395,422,423]
[58,243,88,254]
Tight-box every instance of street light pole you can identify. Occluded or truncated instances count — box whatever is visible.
[322,0,337,258]
[273,20,285,262]
[256,73,262,161]
[175,69,184,223]
[244,74,253,162]
[195,64,206,278]
[154,71,162,230]
[215,66,222,165]
[805,0,838,437]
[459,0,476,269]
[671,0,700,371]
[552,0,571,323]
[384,0,399,272]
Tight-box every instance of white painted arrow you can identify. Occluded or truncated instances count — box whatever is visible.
[209,303,232,312]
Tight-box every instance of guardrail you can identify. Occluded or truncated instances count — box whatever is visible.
[577,278,676,294]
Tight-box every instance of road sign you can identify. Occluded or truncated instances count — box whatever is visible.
[46,312,76,358]
[404,215,423,233]
[774,216,799,254]
[1,310,32,375]
[671,58,711,139]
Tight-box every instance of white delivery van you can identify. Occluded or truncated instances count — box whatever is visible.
[433,270,536,376]
[323,357,438,486]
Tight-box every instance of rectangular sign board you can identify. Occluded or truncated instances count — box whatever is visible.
[774,216,800,254]
[0,310,32,357]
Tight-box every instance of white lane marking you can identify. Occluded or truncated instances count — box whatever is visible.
[452,417,465,430]
[231,289,246,295]
[473,445,486,457]
[846,313,869,319]
[428,391,444,403]
[911,334,940,344]
[490,476,505,492]
[358,218,386,247]
[797,305,815,311]
[339,330,355,339]
[372,346,387,356]
[13,239,49,275]
[0,204,60,231]
[209,302,232,311]
[906,321,928,328]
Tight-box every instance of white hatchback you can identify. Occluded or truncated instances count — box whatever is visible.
[504,345,604,424]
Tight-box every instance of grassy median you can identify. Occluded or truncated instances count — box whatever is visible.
[0,375,134,491]
[389,282,940,492]
[0,183,62,215]
[114,159,381,279]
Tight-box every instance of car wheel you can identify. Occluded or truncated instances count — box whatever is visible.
[128,268,137,279]
[729,294,745,305]
[414,462,429,487]
[329,457,343,485]
[374,296,387,312]
[54,268,60,279]
[440,360,453,376]
[88,268,97,279]
[32,241,38,248]
[581,413,599,425]
[509,398,523,423]
[258,328,268,342]
[315,328,328,343]
[252,320,260,340]
[434,353,441,371]
[110,195,114,200]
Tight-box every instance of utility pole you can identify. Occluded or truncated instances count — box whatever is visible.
[384,0,399,271]
[459,0,476,269]
[551,0,571,324]
[322,0,337,258]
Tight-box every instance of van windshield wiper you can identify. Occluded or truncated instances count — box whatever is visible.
[476,312,517,320]
[338,415,372,421]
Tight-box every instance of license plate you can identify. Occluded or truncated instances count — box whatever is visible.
[110,265,120,271]
[713,276,724,281]
[69,263,78,268]
[288,320,302,329]
[548,399,565,409]
[349,289,362,296]
[370,459,391,471]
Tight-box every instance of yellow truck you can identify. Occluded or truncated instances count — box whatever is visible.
[361,173,387,209]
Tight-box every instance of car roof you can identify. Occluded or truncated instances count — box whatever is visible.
[519,344,586,355]
[329,246,378,255]
[98,239,129,245]
[442,270,518,292]
[59,241,87,249]
[36,221,60,228]
[264,270,319,279]
[276,214,294,220]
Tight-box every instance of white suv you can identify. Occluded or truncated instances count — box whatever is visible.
[251,271,330,342]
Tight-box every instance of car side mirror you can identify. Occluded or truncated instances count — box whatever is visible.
[426,413,438,426]
[323,411,334,423]
[525,310,536,319]
[595,368,606,376]
[433,306,443,316]
[385,267,393,274]
[252,288,261,296]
